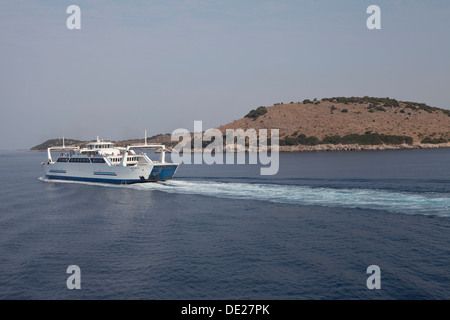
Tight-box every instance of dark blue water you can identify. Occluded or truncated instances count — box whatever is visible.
[0,149,449,299]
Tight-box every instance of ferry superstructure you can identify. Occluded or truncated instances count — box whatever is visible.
[41,137,179,184]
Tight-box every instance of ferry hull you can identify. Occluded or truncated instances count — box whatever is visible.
[41,137,179,184]
[43,163,179,184]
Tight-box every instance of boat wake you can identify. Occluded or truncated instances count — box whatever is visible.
[39,177,450,217]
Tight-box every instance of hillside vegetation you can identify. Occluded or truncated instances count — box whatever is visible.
[30,134,174,151]
[31,97,450,150]
[219,96,450,146]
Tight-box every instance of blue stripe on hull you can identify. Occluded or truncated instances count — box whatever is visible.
[94,172,117,176]
[46,175,143,184]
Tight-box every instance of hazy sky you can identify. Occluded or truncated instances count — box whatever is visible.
[1,0,449,149]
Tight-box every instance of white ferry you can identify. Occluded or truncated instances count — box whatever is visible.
[42,137,179,184]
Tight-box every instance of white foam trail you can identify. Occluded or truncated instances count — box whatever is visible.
[135,180,449,217]
[39,177,450,217]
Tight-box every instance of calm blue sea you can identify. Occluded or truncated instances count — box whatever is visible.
[0,149,449,299]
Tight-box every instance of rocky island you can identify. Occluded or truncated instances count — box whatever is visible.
[31,97,450,152]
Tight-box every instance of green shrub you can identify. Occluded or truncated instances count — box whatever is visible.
[321,135,342,144]
[320,133,413,145]
[280,132,414,146]
[421,137,448,144]
[245,106,268,120]
[282,137,298,146]
[297,134,320,145]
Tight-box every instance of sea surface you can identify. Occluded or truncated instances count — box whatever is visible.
[0,149,449,299]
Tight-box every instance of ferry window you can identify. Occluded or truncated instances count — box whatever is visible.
[57,158,69,162]
[68,158,91,163]
[91,158,105,163]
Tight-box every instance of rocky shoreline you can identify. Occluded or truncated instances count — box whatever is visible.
[175,142,450,153]
[277,142,450,152]
[28,142,450,153]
